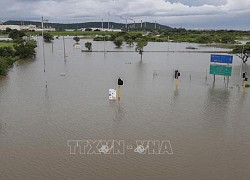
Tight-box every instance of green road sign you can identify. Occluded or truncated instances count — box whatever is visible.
[210,64,232,76]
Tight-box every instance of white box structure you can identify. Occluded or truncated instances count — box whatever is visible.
[109,89,117,100]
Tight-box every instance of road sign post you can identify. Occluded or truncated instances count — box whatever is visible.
[211,54,233,64]
[209,65,232,76]
[174,70,180,79]
[242,73,248,89]
[117,78,123,101]
[109,89,117,100]
[174,70,180,88]
[117,85,121,100]
[210,54,233,85]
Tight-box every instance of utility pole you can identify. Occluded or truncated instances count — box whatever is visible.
[41,17,44,39]
[167,36,170,52]
[42,17,47,88]
[141,20,143,28]
[41,17,45,72]
[41,17,48,40]
[63,36,66,62]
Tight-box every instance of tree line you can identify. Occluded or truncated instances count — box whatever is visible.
[0,29,37,75]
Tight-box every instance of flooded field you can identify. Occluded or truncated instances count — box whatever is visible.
[0,37,250,180]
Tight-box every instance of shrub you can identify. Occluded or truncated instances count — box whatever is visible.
[113,36,124,48]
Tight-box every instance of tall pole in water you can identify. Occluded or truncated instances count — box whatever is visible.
[41,17,44,40]
[43,41,46,72]
[243,79,247,89]
[42,17,45,72]
[117,78,123,101]
[167,36,170,52]
[63,36,66,62]
[42,17,47,88]
[176,79,179,89]
[103,35,106,55]
[117,85,121,101]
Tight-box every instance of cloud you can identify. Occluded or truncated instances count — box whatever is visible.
[166,0,227,6]
[0,0,250,29]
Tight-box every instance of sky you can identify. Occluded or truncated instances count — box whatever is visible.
[0,0,250,30]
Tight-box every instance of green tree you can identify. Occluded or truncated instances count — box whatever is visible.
[8,29,26,41]
[0,58,9,75]
[232,45,250,63]
[5,27,12,33]
[113,36,124,48]
[135,38,148,59]
[221,35,236,44]
[73,36,80,44]
[0,56,18,75]
[85,28,92,31]
[14,40,37,59]
[43,33,54,43]
[126,38,134,47]
[0,40,37,75]
[0,46,15,57]
[93,36,110,41]
[195,34,213,44]
[85,42,92,51]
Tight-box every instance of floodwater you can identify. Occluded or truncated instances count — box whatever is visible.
[0,37,250,180]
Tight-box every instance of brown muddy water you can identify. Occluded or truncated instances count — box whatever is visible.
[0,37,250,180]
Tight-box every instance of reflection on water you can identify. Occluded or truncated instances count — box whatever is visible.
[174,87,179,99]
[110,101,125,123]
[203,86,231,126]
[0,38,250,180]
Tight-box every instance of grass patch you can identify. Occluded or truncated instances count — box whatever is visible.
[0,41,15,48]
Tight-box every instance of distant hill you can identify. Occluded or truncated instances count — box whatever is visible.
[3,20,172,30]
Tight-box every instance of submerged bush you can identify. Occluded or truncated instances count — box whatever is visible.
[0,58,9,75]
[0,46,15,58]
[0,57,18,75]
